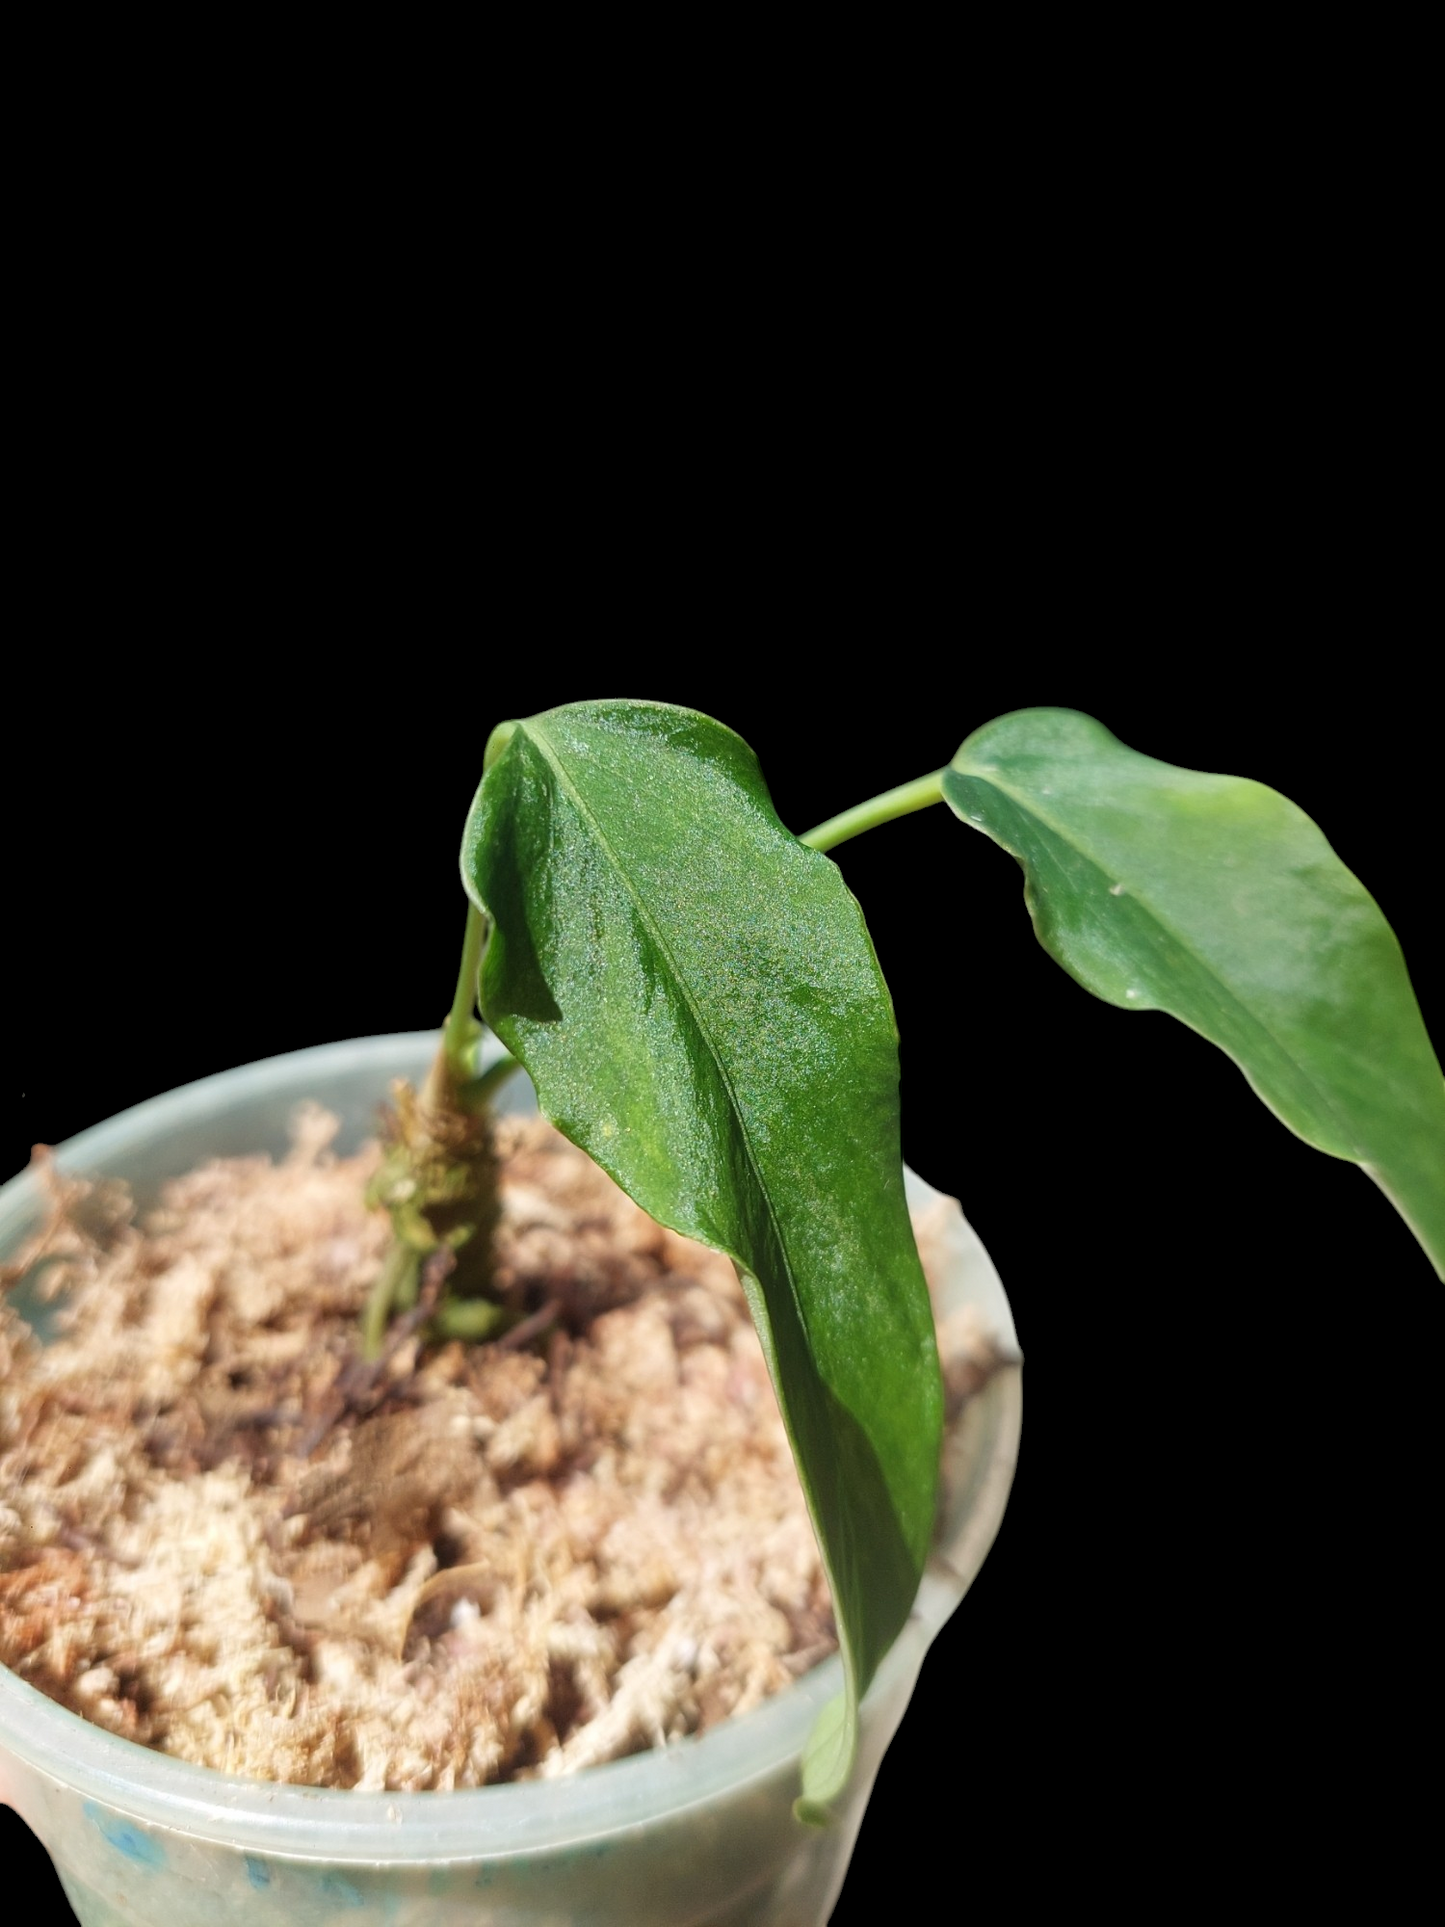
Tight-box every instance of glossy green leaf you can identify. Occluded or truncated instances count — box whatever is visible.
[944,709,1445,1276]
[462,701,943,1813]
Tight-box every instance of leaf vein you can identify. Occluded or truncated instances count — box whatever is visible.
[960,763,1366,1156]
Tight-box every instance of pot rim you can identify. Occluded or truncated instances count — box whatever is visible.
[0,1034,1020,1862]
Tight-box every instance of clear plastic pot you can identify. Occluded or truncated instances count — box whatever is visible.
[0,1035,1021,1927]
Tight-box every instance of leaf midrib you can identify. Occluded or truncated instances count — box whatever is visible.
[521,718,821,1383]
[960,759,1366,1157]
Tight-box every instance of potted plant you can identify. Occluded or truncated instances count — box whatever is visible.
[3,683,1440,1925]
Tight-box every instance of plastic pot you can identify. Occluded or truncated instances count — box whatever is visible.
[0,1034,1021,1926]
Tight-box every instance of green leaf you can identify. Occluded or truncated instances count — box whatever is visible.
[944,709,1445,1277]
[462,701,944,1812]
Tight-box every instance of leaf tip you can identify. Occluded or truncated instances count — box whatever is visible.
[798,1688,858,1821]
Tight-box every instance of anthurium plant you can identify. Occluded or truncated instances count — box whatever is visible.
[360,699,1445,1822]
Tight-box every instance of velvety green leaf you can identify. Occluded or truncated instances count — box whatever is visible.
[462,701,943,1811]
[944,709,1445,1276]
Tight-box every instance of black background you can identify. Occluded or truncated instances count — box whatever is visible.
[8,46,1441,1904]
[4,632,1439,1917]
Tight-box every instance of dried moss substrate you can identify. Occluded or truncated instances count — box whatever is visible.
[0,1107,998,1792]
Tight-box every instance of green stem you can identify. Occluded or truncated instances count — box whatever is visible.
[799,770,947,854]
[362,1242,420,1361]
[442,902,489,1080]
[459,1052,523,1112]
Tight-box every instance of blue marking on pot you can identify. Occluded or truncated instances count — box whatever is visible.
[245,1854,272,1889]
[83,1802,166,1869]
[320,1872,365,1908]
